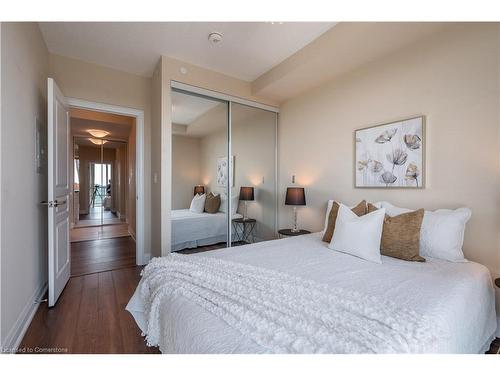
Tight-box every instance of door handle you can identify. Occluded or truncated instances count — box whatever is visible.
[53,200,67,207]
[40,200,66,207]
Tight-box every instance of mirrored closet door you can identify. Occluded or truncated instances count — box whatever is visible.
[230,103,277,245]
[171,89,230,251]
[72,137,127,228]
[170,86,278,252]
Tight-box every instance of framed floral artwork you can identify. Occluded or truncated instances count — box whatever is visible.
[217,156,235,187]
[355,116,425,188]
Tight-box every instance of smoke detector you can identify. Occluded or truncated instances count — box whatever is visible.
[208,32,223,45]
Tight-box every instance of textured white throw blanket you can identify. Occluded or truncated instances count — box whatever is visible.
[139,254,439,353]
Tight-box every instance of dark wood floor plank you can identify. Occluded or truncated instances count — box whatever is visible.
[71,236,136,277]
[95,272,125,353]
[71,273,99,353]
[112,267,158,353]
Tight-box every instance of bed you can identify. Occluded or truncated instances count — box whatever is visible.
[171,209,242,252]
[127,232,497,353]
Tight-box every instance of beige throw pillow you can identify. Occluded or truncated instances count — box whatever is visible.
[204,192,221,214]
[322,200,367,243]
[367,203,425,262]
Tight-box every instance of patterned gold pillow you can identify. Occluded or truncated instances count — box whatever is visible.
[204,192,221,214]
[322,200,367,243]
[367,203,425,262]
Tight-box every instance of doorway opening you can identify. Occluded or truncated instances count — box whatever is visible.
[69,108,137,276]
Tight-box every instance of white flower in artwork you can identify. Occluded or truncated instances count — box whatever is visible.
[404,134,421,150]
[374,128,397,144]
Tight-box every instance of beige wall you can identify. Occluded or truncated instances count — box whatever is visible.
[278,23,500,309]
[172,135,201,209]
[158,56,279,254]
[0,23,48,348]
[49,54,151,255]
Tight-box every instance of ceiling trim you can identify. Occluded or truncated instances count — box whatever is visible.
[171,81,280,113]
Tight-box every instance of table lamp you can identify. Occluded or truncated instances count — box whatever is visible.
[193,185,205,196]
[239,186,254,221]
[285,187,306,232]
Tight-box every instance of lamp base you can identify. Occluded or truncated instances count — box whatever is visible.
[291,206,299,232]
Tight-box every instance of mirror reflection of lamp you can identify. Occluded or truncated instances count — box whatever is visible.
[239,187,254,221]
[89,138,108,145]
[193,185,205,196]
[285,187,306,232]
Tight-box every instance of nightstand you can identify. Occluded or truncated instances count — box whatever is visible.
[232,218,256,244]
[278,229,311,239]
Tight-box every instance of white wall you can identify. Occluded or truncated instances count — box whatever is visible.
[278,23,500,312]
[0,22,48,350]
[172,135,201,209]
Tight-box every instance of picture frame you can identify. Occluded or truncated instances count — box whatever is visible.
[355,116,425,188]
[217,155,235,187]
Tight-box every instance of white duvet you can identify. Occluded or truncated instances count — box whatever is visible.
[127,233,497,354]
[171,209,242,252]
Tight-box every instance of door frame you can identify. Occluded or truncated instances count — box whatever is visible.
[67,98,148,265]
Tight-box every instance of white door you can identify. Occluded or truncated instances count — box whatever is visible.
[47,78,71,307]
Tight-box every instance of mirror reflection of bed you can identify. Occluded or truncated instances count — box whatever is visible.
[171,90,277,253]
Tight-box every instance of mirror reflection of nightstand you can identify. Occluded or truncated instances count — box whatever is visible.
[232,218,256,244]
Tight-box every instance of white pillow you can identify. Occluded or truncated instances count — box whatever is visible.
[328,204,385,264]
[323,199,366,233]
[378,201,471,262]
[189,193,206,214]
[219,194,239,216]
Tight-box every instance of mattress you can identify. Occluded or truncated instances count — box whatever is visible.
[127,232,497,353]
[171,209,242,251]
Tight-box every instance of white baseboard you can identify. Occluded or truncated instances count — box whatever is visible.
[1,282,47,353]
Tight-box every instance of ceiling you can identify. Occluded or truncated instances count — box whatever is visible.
[252,22,451,102]
[71,117,132,142]
[74,137,127,149]
[38,22,334,80]
[172,90,221,125]
[172,90,274,138]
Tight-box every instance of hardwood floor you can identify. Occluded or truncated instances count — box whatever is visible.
[486,338,500,354]
[71,223,130,242]
[71,236,136,277]
[19,266,159,354]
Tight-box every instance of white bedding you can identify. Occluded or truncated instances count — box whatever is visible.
[127,232,497,353]
[171,209,242,252]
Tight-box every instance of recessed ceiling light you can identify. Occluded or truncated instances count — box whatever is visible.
[87,129,109,138]
[89,138,108,145]
[208,32,223,45]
